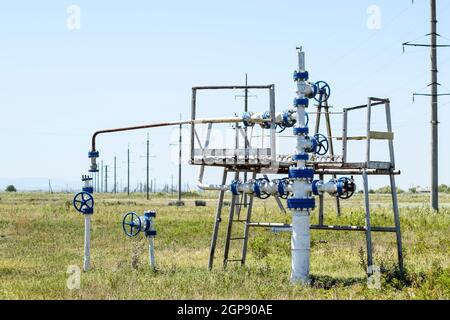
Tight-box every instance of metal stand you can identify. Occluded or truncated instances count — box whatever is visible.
[207,97,404,277]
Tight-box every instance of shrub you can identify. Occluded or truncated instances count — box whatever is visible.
[5,185,17,192]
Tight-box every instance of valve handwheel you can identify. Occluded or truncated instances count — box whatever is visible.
[73,192,94,214]
[314,81,331,103]
[122,212,142,237]
[338,177,355,200]
[314,133,329,156]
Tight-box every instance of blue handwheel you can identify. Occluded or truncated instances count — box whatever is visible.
[314,133,329,156]
[337,177,355,200]
[314,81,331,103]
[73,192,94,214]
[122,212,142,237]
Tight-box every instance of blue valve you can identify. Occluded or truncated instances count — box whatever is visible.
[73,192,94,214]
[314,81,331,103]
[122,212,142,237]
[314,133,329,156]
[336,177,355,200]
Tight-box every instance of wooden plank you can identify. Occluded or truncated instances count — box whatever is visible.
[368,131,394,140]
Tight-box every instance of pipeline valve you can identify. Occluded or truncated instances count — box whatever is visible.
[312,176,356,200]
[73,175,95,214]
[122,211,157,238]
[336,177,356,200]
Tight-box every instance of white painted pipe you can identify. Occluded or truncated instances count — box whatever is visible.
[83,215,91,271]
[148,236,156,270]
[291,211,310,283]
[290,47,311,285]
[197,181,230,191]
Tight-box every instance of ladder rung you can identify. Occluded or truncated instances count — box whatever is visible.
[236,203,251,206]
[230,237,246,241]
[226,259,243,262]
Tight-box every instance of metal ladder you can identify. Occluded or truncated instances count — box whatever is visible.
[223,187,255,268]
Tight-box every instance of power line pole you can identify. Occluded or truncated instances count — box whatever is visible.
[178,115,182,203]
[48,180,53,194]
[114,156,117,193]
[403,0,450,211]
[147,133,150,200]
[105,165,108,193]
[100,160,104,193]
[127,147,130,196]
[430,0,438,210]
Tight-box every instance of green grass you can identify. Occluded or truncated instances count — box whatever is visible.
[0,192,449,299]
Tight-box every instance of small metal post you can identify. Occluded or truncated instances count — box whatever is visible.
[269,85,276,164]
[190,89,197,162]
[366,98,372,167]
[318,173,324,226]
[342,109,348,163]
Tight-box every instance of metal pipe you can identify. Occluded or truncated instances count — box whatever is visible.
[91,117,272,152]
[83,215,91,271]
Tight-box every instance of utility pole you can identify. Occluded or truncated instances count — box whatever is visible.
[235,74,257,208]
[178,115,182,203]
[430,0,438,210]
[100,160,104,193]
[147,133,150,200]
[114,156,117,193]
[105,165,108,193]
[48,180,53,194]
[127,147,130,196]
[403,0,450,210]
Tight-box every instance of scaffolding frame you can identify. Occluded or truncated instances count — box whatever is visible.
[191,86,403,276]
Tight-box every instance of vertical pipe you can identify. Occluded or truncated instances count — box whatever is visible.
[148,236,156,270]
[430,0,439,211]
[290,48,311,284]
[83,215,91,271]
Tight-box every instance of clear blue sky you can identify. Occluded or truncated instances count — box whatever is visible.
[1,0,450,191]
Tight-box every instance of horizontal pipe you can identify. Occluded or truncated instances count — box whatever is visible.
[91,117,271,151]
[192,85,273,90]
[196,181,230,192]
[345,101,385,111]
[247,222,397,232]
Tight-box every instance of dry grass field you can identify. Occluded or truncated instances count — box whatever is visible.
[0,191,449,299]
